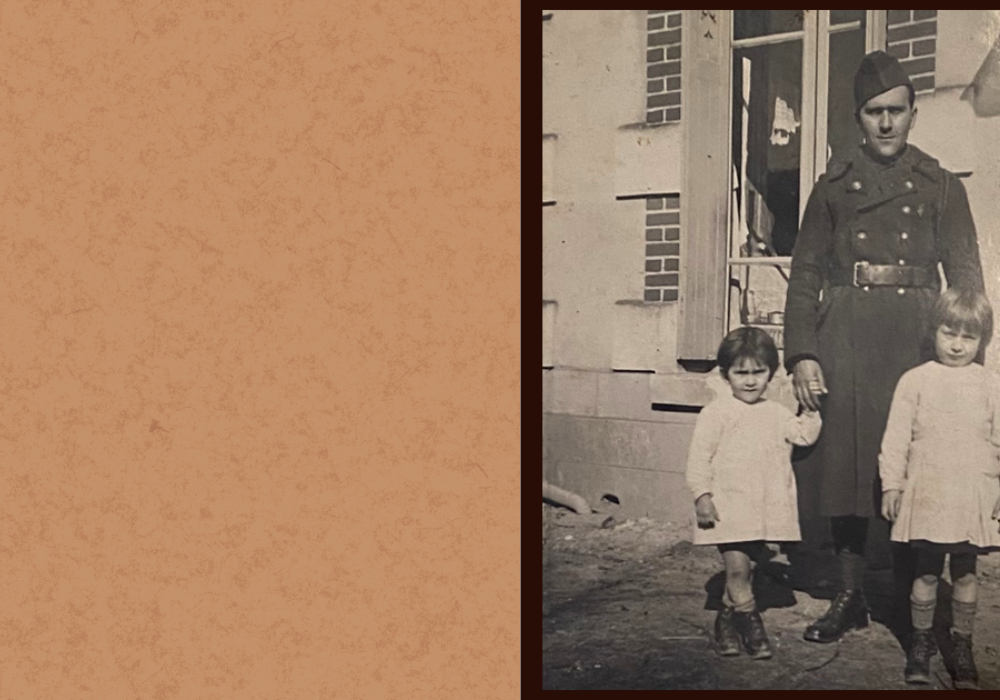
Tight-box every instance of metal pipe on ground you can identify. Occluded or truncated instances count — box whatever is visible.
[542,480,591,514]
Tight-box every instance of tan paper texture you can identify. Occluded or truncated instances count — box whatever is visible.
[0,1,520,697]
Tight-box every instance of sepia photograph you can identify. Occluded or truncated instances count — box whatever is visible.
[542,9,1000,690]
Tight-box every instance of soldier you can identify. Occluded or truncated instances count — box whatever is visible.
[783,50,986,644]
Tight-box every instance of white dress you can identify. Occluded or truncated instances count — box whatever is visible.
[879,361,1000,548]
[685,394,822,545]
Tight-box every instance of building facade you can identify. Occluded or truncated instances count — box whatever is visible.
[543,10,1000,521]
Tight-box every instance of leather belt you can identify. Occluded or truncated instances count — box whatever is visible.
[829,262,938,288]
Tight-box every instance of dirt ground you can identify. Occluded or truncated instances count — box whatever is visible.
[542,501,1000,690]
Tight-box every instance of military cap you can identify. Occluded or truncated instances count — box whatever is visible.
[854,50,914,110]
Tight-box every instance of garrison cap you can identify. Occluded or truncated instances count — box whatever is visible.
[854,50,913,110]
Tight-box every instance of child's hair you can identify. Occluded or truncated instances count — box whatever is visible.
[931,288,994,346]
[717,326,780,379]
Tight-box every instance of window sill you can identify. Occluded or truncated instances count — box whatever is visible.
[728,256,791,267]
[618,121,681,132]
[614,299,679,306]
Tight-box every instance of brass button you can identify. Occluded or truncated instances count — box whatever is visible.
[905,180,914,189]
[902,205,912,214]
[857,231,867,240]
[863,285,870,292]
[852,181,862,191]
[899,259,906,265]
[900,232,909,240]
[897,288,906,295]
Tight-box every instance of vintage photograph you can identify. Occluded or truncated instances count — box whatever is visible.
[542,10,1000,690]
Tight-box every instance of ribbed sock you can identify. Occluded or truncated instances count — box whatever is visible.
[952,599,977,636]
[910,595,936,631]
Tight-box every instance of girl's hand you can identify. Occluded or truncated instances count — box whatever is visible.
[992,494,1000,521]
[695,494,720,529]
[882,489,903,522]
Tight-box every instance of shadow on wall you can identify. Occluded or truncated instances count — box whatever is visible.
[962,36,1000,117]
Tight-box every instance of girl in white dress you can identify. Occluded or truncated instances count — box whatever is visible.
[686,327,822,659]
[879,288,1000,689]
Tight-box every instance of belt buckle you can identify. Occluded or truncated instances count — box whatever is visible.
[853,261,869,287]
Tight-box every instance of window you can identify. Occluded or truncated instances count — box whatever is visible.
[725,11,880,349]
[678,10,887,360]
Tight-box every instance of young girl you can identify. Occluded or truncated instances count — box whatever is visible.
[686,327,822,659]
[879,288,1000,689]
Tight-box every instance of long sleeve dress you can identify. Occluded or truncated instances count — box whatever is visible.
[685,394,822,546]
[879,361,1000,548]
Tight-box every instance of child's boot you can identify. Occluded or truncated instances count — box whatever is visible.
[733,609,773,660]
[950,630,979,690]
[904,628,937,685]
[713,607,740,657]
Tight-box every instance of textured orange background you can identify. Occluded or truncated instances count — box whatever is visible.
[0,1,519,697]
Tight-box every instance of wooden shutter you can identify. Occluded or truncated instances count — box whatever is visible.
[678,11,731,361]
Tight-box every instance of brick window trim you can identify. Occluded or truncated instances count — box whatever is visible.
[646,11,682,125]
[886,10,937,94]
[640,192,681,303]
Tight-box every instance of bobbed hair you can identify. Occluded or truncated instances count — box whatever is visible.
[931,288,994,347]
[717,326,780,380]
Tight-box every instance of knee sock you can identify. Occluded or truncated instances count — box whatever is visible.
[910,595,935,631]
[840,551,866,591]
[952,599,977,636]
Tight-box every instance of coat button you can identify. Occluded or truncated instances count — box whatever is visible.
[902,205,912,214]
[905,180,914,189]
[900,232,909,240]
[899,259,906,265]
[863,285,870,292]
[852,181,862,190]
[857,231,867,240]
[898,288,906,295]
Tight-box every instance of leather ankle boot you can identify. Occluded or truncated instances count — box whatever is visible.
[713,608,740,657]
[904,628,936,684]
[733,609,773,660]
[951,630,979,690]
[803,590,869,643]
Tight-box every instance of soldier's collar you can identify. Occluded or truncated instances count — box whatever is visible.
[827,144,939,188]
[861,143,911,169]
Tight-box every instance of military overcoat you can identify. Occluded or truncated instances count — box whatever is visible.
[783,144,985,518]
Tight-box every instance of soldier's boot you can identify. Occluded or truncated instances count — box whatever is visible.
[803,589,869,644]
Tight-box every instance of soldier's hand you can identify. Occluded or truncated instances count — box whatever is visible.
[792,359,827,412]
[695,494,719,529]
[882,489,902,522]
